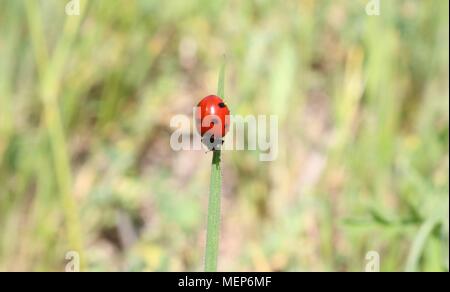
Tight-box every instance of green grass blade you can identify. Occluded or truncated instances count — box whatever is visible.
[204,59,226,272]
[205,150,222,271]
[25,1,86,270]
[217,58,226,99]
[405,216,440,272]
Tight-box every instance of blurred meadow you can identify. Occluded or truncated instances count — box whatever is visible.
[0,0,448,272]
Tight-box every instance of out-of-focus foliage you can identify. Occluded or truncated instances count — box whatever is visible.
[0,0,448,271]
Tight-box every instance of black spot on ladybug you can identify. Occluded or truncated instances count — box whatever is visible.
[218,102,226,108]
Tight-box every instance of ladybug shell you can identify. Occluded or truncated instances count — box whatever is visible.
[195,95,230,138]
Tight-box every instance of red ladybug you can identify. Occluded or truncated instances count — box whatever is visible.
[195,95,230,150]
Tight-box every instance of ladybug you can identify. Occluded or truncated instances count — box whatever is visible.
[195,95,230,150]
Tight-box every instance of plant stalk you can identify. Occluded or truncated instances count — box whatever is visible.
[204,59,226,272]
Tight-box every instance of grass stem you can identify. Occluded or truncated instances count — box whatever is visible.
[204,60,226,272]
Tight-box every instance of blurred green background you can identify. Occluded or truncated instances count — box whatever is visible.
[0,0,448,272]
